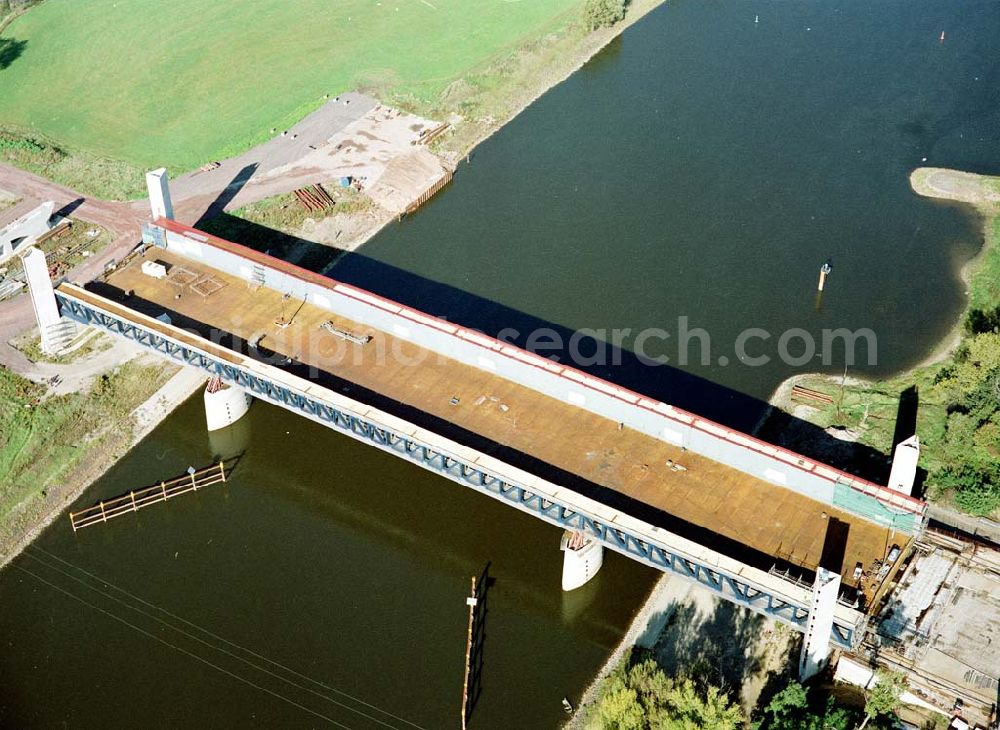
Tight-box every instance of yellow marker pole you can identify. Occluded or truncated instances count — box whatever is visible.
[818,262,832,292]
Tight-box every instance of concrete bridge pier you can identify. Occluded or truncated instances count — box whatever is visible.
[23,245,77,354]
[204,377,252,431]
[561,530,604,591]
[145,168,174,221]
[799,567,841,681]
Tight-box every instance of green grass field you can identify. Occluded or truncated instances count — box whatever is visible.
[0,0,581,172]
[0,359,173,554]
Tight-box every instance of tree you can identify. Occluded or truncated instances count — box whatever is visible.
[663,678,745,729]
[965,303,1000,335]
[587,649,744,730]
[926,332,1000,517]
[858,670,905,729]
[934,332,1000,399]
[754,680,857,730]
[954,477,1000,515]
[584,0,627,30]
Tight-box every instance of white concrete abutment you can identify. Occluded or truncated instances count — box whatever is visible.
[203,377,252,431]
[561,530,605,591]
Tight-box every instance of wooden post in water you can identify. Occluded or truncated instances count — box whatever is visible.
[817,261,832,292]
[836,364,848,419]
[461,576,478,730]
[66,462,231,532]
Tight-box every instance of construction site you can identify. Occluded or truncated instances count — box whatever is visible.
[0,156,991,727]
[0,200,112,301]
[854,529,1000,728]
[168,94,455,247]
[2,165,995,728]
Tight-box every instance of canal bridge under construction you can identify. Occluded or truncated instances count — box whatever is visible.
[42,175,928,673]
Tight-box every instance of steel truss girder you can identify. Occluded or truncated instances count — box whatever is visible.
[57,293,862,649]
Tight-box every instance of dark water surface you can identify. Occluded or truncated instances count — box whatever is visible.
[331,0,1000,401]
[3,1,1000,728]
[0,398,653,729]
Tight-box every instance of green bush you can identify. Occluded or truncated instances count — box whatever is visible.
[584,0,627,30]
[923,332,1000,516]
[950,472,1000,515]
[965,305,1000,335]
[753,680,859,730]
[0,134,46,154]
[586,649,744,730]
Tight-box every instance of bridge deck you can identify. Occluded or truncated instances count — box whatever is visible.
[96,248,901,596]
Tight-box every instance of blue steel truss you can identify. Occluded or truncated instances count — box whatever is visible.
[57,292,863,649]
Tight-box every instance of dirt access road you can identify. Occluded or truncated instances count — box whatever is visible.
[0,96,377,349]
[0,91,446,370]
[0,164,147,373]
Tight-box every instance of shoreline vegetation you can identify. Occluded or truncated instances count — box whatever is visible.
[767,168,1000,517]
[567,572,797,726]
[0,350,198,567]
[573,167,1000,725]
[0,2,666,563]
[0,0,665,201]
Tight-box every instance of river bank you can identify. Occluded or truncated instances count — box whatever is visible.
[0,2,669,567]
[765,167,1000,514]
[566,571,795,726]
[0,351,203,569]
[566,177,997,726]
[568,167,1000,723]
[204,0,668,254]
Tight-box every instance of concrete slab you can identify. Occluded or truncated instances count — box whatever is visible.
[877,544,1000,718]
[168,92,378,222]
[879,550,957,643]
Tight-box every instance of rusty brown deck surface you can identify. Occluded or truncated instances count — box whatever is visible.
[95,248,902,591]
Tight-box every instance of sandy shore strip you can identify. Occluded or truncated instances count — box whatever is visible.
[129,365,207,440]
[565,573,675,727]
[236,0,670,256]
[768,167,1000,409]
[910,167,1000,206]
[0,359,205,570]
[567,572,793,726]
[568,569,791,724]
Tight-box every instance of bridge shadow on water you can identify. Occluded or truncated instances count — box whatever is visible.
[330,251,897,488]
[110,216,903,583]
[196,215,897,479]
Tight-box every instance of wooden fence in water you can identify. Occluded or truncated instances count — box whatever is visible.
[69,462,228,531]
